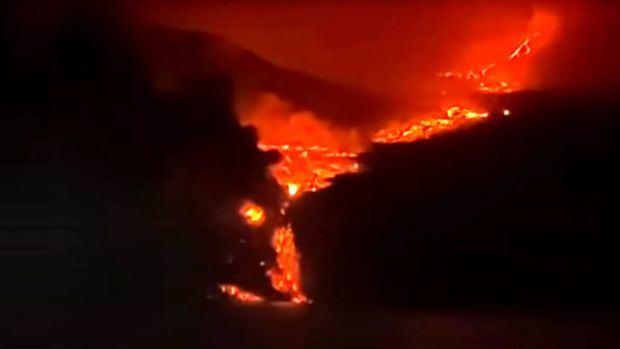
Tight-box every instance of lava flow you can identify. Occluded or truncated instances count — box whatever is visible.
[220,11,558,304]
[266,224,309,304]
[372,106,490,144]
[258,144,360,198]
[219,284,265,303]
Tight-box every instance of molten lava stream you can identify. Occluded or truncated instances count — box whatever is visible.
[267,224,308,304]
[372,106,490,144]
[224,197,312,304]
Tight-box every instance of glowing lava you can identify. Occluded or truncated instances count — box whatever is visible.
[239,200,266,226]
[258,144,360,198]
[266,224,309,304]
[220,10,558,305]
[219,284,265,303]
[372,106,490,144]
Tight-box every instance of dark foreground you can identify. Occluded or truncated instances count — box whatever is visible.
[8,304,620,348]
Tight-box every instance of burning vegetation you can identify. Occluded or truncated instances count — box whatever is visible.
[219,10,559,304]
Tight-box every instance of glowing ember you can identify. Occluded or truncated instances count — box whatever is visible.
[218,284,265,303]
[239,200,266,226]
[267,225,309,304]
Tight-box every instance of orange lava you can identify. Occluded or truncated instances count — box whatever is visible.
[372,106,489,144]
[266,224,309,304]
[239,200,266,226]
[218,284,265,303]
[258,144,360,198]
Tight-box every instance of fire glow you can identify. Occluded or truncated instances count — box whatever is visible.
[220,10,558,304]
